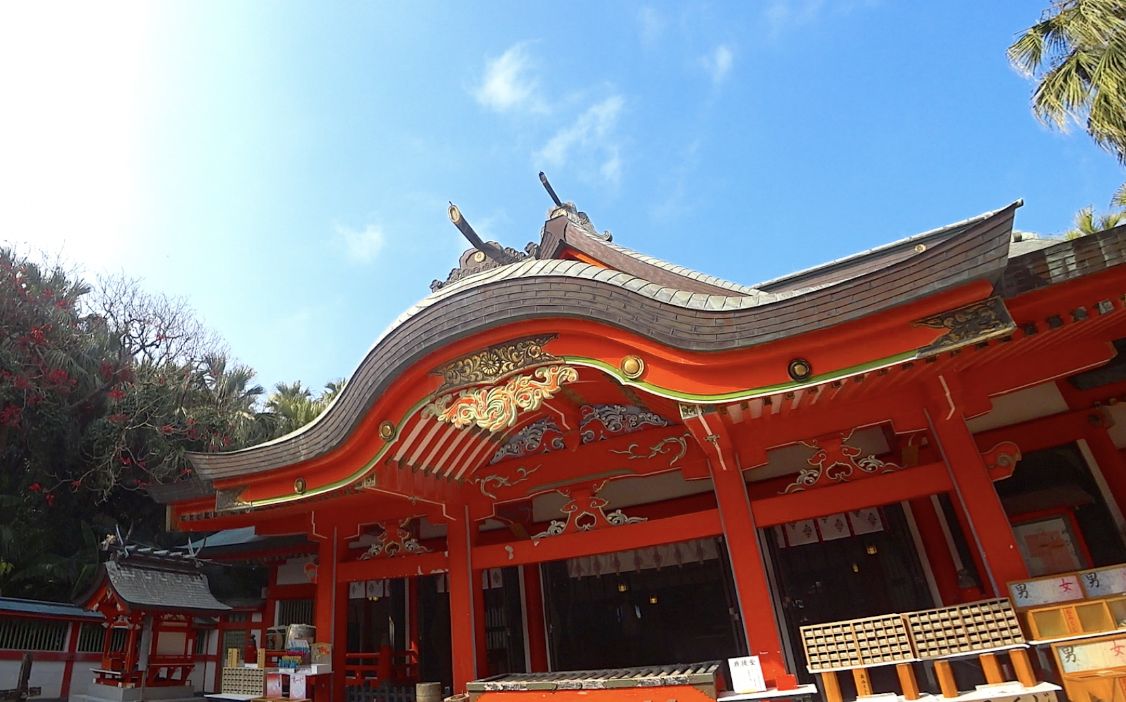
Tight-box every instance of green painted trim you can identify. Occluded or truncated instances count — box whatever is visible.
[561,351,918,404]
[233,349,919,509]
[242,394,436,509]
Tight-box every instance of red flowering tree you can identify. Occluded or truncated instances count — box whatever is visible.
[0,248,269,599]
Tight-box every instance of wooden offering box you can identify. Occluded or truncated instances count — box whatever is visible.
[1026,597,1126,640]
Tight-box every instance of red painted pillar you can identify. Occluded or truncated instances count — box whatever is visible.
[125,616,140,677]
[314,526,349,702]
[711,462,796,690]
[1084,427,1126,515]
[521,564,549,672]
[908,497,962,605]
[925,394,1029,592]
[447,506,478,693]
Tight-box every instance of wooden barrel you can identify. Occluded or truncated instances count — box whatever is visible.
[416,681,442,702]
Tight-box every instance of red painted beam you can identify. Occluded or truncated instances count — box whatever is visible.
[472,509,723,569]
[973,406,1110,455]
[734,389,930,467]
[337,551,449,582]
[751,462,952,527]
[962,339,1117,399]
[470,425,705,508]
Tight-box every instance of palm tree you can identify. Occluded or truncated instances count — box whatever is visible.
[321,378,346,405]
[1009,0,1126,205]
[1065,206,1126,238]
[197,353,266,443]
[262,380,345,437]
[265,381,322,435]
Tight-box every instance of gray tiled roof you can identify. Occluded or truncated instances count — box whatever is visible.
[186,202,1021,482]
[0,597,102,620]
[105,561,231,614]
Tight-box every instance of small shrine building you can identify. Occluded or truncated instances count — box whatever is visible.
[154,198,1126,700]
[80,541,230,698]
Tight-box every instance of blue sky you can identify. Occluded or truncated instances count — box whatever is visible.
[2,2,1123,393]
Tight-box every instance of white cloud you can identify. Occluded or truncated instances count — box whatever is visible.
[336,223,386,264]
[701,44,735,85]
[474,43,545,113]
[600,147,623,186]
[537,96,625,185]
[765,0,825,37]
[638,7,666,46]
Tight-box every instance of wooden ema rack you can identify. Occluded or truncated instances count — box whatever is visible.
[800,599,1037,702]
[906,599,1033,700]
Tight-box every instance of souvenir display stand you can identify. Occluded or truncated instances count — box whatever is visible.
[213,635,330,702]
[800,599,1054,702]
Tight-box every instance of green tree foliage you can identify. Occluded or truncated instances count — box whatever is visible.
[1009,0,1126,206]
[0,248,313,600]
[1065,205,1126,238]
[263,379,345,436]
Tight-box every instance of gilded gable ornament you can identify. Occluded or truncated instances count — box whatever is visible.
[432,335,558,391]
[358,519,429,560]
[425,365,578,433]
[780,432,904,494]
[532,480,646,540]
[915,297,1015,354]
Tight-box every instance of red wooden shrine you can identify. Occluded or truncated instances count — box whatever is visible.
[83,541,230,689]
[152,199,1126,701]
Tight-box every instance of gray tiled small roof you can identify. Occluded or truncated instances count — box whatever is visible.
[105,561,231,614]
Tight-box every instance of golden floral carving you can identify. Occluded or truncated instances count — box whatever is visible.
[432,335,557,391]
[425,365,578,433]
[915,297,1014,353]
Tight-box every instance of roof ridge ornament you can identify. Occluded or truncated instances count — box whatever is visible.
[431,202,540,292]
[539,171,612,241]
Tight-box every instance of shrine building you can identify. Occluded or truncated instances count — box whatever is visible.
[152,198,1126,700]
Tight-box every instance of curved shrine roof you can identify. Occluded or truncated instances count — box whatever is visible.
[186,201,1022,483]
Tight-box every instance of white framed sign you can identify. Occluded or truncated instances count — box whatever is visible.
[728,655,766,694]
